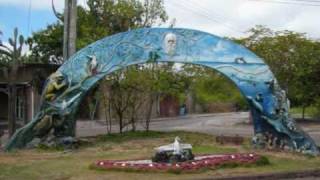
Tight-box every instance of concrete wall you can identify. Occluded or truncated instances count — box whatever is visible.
[0,64,59,131]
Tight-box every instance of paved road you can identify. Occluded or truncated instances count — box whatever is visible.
[76,112,251,136]
[1,112,319,146]
[76,112,320,145]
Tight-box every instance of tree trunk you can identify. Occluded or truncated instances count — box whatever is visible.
[103,92,112,134]
[302,106,306,120]
[89,99,98,121]
[107,101,112,134]
[131,116,136,132]
[145,95,154,132]
[156,94,160,116]
[8,83,17,136]
[119,113,123,134]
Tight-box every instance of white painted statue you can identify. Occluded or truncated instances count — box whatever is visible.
[155,136,192,153]
[164,33,177,55]
[173,136,181,155]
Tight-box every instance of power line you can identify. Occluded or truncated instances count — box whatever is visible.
[27,0,32,37]
[166,1,245,35]
[285,0,320,2]
[169,2,242,34]
[182,0,253,32]
[257,0,320,3]
[249,0,320,6]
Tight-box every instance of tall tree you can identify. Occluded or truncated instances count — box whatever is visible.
[100,62,189,133]
[236,25,320,117]
[28,0,168,63]
[26,22,64,64]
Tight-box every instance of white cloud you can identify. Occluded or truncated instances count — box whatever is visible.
[1,0,319,39]
[1,41,30,55]
[162,0,320,39]
[285,10,320,38]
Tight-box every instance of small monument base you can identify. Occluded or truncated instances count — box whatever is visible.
[152,149,194,163]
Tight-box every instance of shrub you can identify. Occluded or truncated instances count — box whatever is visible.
[254,155,270,166]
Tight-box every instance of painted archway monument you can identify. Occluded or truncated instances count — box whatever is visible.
[5,28,319,155]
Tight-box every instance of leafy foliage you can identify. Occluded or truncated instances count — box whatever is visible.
[26,22,64,64]
[97,62,248,134]
[27,0,168,63]
[236,25,320,117]
[100,63,189,133]
[181,64,247,111]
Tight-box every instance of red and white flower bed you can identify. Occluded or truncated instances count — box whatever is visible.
[92,153,261,172]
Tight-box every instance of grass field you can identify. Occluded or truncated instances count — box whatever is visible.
[0,131,320,180]
[290,106,319,119]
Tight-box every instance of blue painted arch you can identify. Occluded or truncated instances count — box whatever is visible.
[5,28,319,154]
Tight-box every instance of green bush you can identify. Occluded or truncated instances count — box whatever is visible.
[255,156,270,166]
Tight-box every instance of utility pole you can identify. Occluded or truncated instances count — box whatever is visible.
[63,0,77,61]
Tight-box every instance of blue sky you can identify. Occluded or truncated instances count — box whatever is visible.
[0,4,58,41]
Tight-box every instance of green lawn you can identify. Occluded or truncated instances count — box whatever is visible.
[0,131,319,180]
[290,106,319,119]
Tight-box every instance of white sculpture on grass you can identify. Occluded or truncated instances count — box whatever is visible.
[153,136,194,163]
